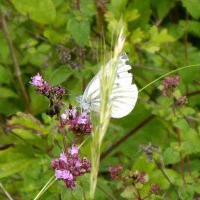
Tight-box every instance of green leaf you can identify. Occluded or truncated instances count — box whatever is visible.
[49,65,73,86]
[150,169,179,190]
[182,0,200,19]
[10,0,56,24]
[194,181,200,194]
[128,0,151,29]
[44,29,66,43]
[0,65,11,84]
[179,185,195,200]
[0,147,36,178]
[188,21,200,37]
[150,0,175,19]
[68,18,90,47]
[121,186,135,199]
[142,26,174,53]
[173,119,190,131]
[106,0,129,19]
[80,0,96,17]
[163,146,180,165]
[132,156,155,173]
[7,112,47,135]
[0,87,18,98]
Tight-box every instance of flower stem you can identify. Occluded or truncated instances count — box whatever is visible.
[33,175,56,200]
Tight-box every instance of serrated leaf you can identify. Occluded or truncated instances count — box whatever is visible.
[150,0,175,19]
[68,19,90,47]
[106,0,129,19]
[121,186,135,199]
[163,147,180,165]
[182,0,200,19]
[49,65,73,86]
[130,28,144,43]
[10,0,56,24]
[173,119,190,131]
[142,26,174,53]
[80,0,96,17]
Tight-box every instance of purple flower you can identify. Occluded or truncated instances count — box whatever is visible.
[162,75,180,96]
[149,184,161,194]
[108,164,123,180]
[55,170,73,180]
[133,170,148,184]
[30,73,51,97]
[30,73,66,117]
[69,144,79,155]
[51,145,91,188]
[162,75,179,87]
[52,86,66,98]
[30,73,43,86]
[61,106,92,135]
[60,153,68,163]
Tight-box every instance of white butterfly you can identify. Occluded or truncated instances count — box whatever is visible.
[76,53,138,118]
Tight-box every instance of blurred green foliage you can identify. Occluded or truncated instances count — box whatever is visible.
[0,0,200,199]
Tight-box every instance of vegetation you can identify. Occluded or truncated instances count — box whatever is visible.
[0,0,200,199]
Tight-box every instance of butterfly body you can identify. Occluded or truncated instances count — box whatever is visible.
[77,53,138,118]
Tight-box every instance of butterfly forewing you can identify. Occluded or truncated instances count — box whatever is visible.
[81,53,138,118]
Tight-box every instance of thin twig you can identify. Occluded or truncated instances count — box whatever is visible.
[139,64,200,93]
[0,5,30,111]
[175,128,186,184]
[154,159,180,199]
[155,52,178,69]
[100,115,155,160]
[184,11,189,65]
[186,90,200,97]
[0,182,14,200]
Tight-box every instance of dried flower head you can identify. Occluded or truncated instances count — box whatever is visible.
[61,106,92,135]
[149,183,161,194]
[162,75,180,96]
[108,164,123,180]
[174,96,188,106]
[51,144,91,188]
[56,45,71,64]
[139,143,159,162]
[132,170,148,184]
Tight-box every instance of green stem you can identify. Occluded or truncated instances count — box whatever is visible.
[139,64,200,93]
[33,176,56,200]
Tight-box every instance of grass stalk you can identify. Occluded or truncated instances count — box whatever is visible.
[89,28,125,199]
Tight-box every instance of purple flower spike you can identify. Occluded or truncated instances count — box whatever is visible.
[51,145,91,188]
[61,106,92,136]
[162,75,180,96]
[30,73,43,86]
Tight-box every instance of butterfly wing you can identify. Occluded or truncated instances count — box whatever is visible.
[82,53,138,118]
